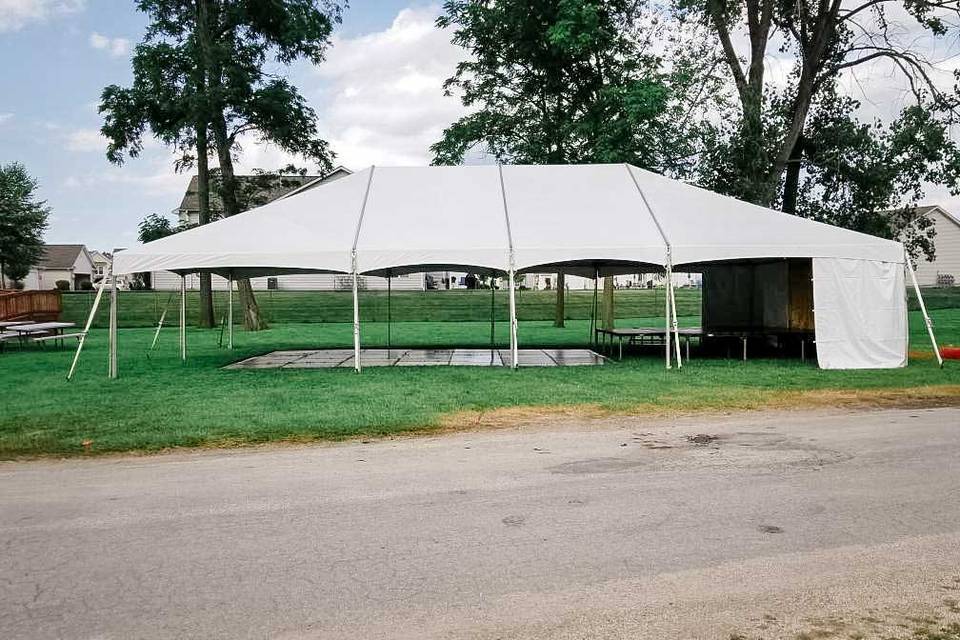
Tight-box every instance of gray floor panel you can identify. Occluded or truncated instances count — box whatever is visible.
[227,348,605,370]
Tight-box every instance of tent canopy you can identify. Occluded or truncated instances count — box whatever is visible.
[113,164,904,278]
[112,164,912,371]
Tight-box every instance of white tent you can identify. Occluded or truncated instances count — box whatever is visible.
[106,164,939,373]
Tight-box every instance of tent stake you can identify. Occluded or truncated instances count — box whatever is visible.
[108,268,118,378]
[179,275,186,362]
[67,274,108,381]
[906,256,943,368]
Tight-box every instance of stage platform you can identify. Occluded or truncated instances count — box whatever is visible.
[225,348,606,369]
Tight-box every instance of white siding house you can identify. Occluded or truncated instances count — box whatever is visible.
[21,245,95,290]
[912,205,960,286]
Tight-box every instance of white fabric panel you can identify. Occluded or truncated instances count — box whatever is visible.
[504,164,667,270]
[355,166,509,273]
[813,258,907,369]
[114,168,373,275]
[629,167,904,265]
[114,164,905,282]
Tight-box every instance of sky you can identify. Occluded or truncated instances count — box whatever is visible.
[0,0,958,253]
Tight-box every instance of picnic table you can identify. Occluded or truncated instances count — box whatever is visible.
[0,320,32,330]
[5,322,79,349]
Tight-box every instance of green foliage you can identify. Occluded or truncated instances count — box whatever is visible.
[0,162,50,285]
[54,280,70,291]
[137,212,187,243]
[794,92,960,260]
[432,0,718,171]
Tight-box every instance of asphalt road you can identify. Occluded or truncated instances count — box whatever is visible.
[2,407,960,639]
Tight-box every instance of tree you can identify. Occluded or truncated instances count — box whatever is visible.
[679,0,960,210]
[0,163,50,288]
[102,0,340,330]
[434,0,719,324]
[137,213,184,243]
[100,15,217,327]
[194,0,340,330]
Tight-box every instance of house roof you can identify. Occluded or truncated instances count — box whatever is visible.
[38,244,88,270]
[897,204,960,227]
[177,166,352,214]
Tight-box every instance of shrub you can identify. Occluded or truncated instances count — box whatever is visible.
[80,281,94,291]
[55,280,70,291]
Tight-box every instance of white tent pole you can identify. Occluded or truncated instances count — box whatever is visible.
[352,251,361,373]
[906,256,943,368]
[227,275,233,350]
[668,266,682,369]
[664,266,672,369]
[509,267,518,369]
[350,167,377,374]
[179,275,187,362]
[67,274,108,381]
[496,164,518,369]
[624,164,674,370]
[108,266,118,379]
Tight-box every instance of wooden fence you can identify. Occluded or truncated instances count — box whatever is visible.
[0,290,62,321]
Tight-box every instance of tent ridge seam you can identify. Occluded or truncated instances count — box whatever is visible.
[351,166,377,254]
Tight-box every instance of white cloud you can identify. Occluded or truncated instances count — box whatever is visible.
[0,113,13,125]
[0,0,84,32]
[311,5,469,168]
[89,32,131,57]
[65,128,107,152]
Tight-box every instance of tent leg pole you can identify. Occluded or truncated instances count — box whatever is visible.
[352,256,361,373]
[387,274,391,357]
[67,275,108,381]
[668,269,682,369]
[508,269,518,369]
[664,267,672,370]
[490,278,495,357]
[906,257,942,367]
[227,276,233,349]
[108,271,118,379]
[591,269,598,346]
[179,275,186,362]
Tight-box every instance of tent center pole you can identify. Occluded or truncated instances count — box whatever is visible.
[508,268,518,368]
[667,265,682,369]
[490,277,495,356]
[179,275,187,362]
[906,256,943,367]
[387,273,391,357]
[352,252,361,373]
[664,266,672,370]
[227,275,233,350]
[590,268,598,346]
[108,265,118,378]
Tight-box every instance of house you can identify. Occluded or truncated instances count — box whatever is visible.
[909,205,960,287]
[150,166,427,292]
[21,244,95,290]
[89,250,111,283]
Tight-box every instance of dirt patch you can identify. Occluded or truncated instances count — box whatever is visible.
[437,385,960,434]
[687,433,720,445]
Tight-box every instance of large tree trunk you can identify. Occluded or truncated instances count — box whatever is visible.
[196,121,215,328]
[210,117,267,330]
[198,0,266,331]
[554,272,565,327]
[781,135,805,215]
[601,276,614,331]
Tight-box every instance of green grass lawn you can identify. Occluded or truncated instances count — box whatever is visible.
[1,305,958,459]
